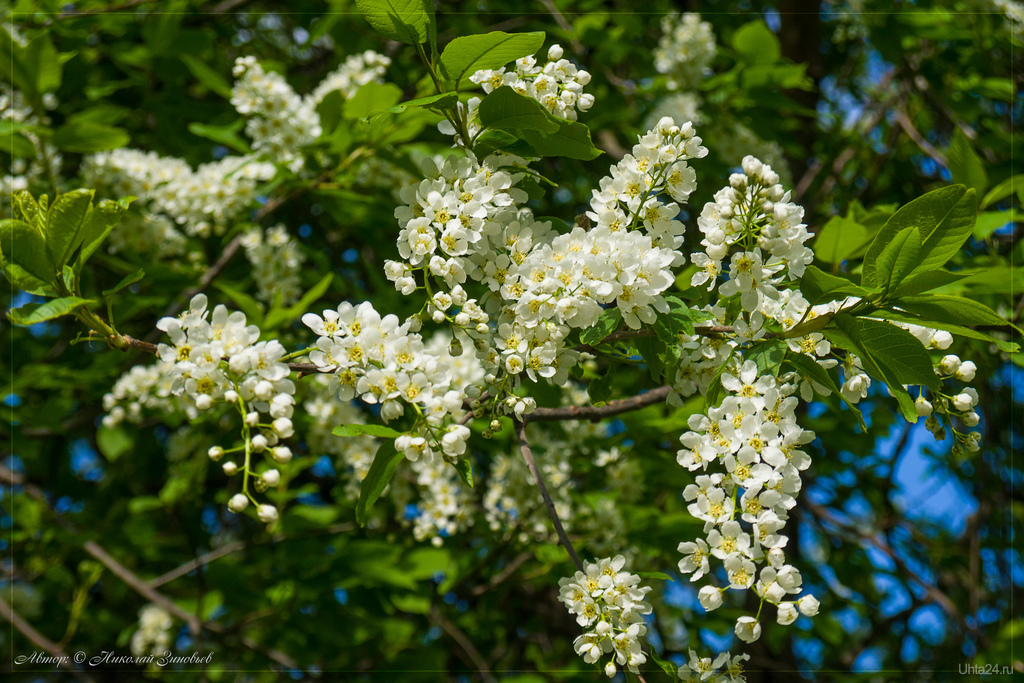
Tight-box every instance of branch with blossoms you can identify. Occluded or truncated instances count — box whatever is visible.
[4,4,1021,681]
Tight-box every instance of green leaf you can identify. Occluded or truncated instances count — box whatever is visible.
[102,268,144,296]
[980,174,1024,209]
[453,458,474,488]
[354,0,433,45]
[24,33,62,95]
[345,82,404,120]
[477,86,559,136]
[181,55,233,98]
[12,191,44,229]
[375,91,458,115]
[827,315,920,422]
[637,572,673,581]
[874,226,920,294]
[355,440,404,526]
[0,121,38,158]
[912,189,977,276]
[732,20,781,64]
[520,118,602,161]
[53,121,130,153]
[77,198,131,268]
[800,265,872,305]
[863,185,968,287]
[654,295,698,342]
[783,351,866,430]
[858,317,940,390]
[214,282,264,326]
[0,219,56,295]
[7,296,94,325]
[877,310,1020,354]
[812,215,871,264]
[472,128,519,157]
[438,31,545,89]
[188,121,252,154]
[890,269,976,298]
[333,423,405,439]
[947,129,987,204]
[893,294,1017,332]
[46,189,94,269]
[96,426,133,461]
[647,645,681,678]
[580,308,622,346]
[588,371,614,403]
[973,210,1018,240]
[263,273,333,329]
[746,339,786,377]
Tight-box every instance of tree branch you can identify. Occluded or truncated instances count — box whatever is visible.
[526,385,671,423]
[513,420,583,572]
[0,465,300,670]
[0,598,95,682]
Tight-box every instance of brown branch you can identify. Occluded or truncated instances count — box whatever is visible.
[526,385,671,423]
[116,333,329,375]
[894,101,947,168]
[471,551,532,596]
[149,522,355,588]
[0,465,299,670]
[513,420,583,572]
[0,598,95,682]
[429,605,496,683]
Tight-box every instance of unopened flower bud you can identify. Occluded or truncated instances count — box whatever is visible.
[449,338,463,356]
[261,469,280,487]
[208,446,224,461]
[222,461,238,475]
[228,493,249,513]
[194,394,213,410]
[915,397,933,417]
[257,504,278,523]
[224,389,239,403]
[955,361,977,382]
[797,594,820,616]
[272,417,294,438]
[251,434,268,451]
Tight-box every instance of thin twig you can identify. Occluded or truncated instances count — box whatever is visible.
[0,465,300,670]
[513,420,583,572]
[527,385,671,423]
[429,605,497,683]
[149,522,355,588]
[0,598,95,682]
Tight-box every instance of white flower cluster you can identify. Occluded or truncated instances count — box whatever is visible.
[440,44,593,145]
[587,116,708,249]
[155,294,295,523]
[241,224,306,305]
[1,84,61,213]
[654,13,717,90]
[483,437,575,542]
[103,360,181,427]
[558,556,653,677]
[302,302,472,463]
[387,151,529,296]
[915,353,982,452]
[678,650,750,683]
[231,56,322,168]
[676,361,820,643]
[470,44,594,120]
[82,149,275,239]
[690,156,813,331]
[130,604,174,659]
[311,50,391,101]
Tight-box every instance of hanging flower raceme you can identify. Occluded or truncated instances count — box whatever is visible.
[558,556,654,678]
